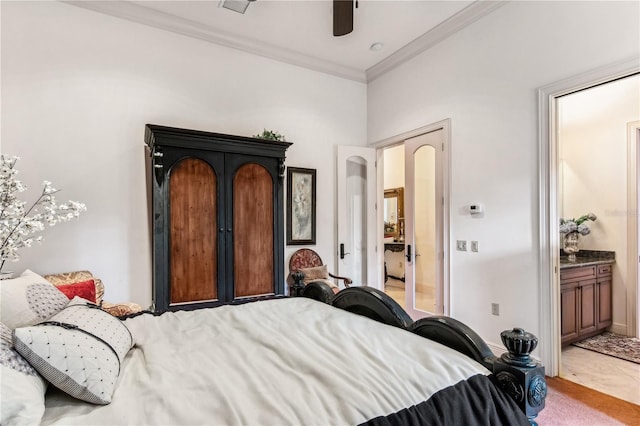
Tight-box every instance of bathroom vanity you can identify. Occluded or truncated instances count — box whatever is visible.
[560,251,614,345]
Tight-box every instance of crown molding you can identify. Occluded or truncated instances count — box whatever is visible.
[62,0,367,83]
[366,1,508,82]
[62,0,505,84]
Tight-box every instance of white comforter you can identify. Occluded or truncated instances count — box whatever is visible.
[41,297,489,425]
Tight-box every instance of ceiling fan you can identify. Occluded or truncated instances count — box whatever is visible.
[333,0,357,37]
[221,0,357,37]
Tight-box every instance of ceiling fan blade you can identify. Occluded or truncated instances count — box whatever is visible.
[333,0,354,37]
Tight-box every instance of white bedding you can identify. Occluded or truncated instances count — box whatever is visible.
[41,298,489,425]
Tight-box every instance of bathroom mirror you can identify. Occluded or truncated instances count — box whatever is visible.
[384,187,404,240]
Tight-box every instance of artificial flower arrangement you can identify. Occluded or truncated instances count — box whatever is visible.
[253,129,287,142]
[559,212,597,235]
[0,154,86,273]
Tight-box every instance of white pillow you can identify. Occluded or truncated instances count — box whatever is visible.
[14,297,134,405]
[0,269,69,330]
[0,322,47,426]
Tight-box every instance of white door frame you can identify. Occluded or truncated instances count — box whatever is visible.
[538,57,639,376]
[371,118,451,315]
[628,120,640,338]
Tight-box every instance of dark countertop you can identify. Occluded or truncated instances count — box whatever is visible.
[560,250,615,269]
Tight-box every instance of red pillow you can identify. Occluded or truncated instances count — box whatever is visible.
[55,279,97,303]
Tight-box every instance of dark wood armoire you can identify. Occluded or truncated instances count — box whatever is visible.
[145,124,292,311]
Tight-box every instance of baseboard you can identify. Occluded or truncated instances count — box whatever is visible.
[610,323,628,336]
[488,343,503,357]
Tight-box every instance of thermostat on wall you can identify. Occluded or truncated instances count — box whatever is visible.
[469,204,483,214]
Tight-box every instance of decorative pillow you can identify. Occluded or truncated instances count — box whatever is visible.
[298,265,337,289]
[44,270,104,305]
[0,322,47,425]
[13,297,134,405]
[0,269,69,330]
[55,279,97,303]
[299,265,329,283]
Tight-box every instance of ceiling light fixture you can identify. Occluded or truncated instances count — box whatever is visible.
[220,0,255,14]
[370,42,384,52]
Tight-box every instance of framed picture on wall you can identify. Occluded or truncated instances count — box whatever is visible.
[287,167,316,245]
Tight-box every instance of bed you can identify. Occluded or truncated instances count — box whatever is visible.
[2,273,546,426]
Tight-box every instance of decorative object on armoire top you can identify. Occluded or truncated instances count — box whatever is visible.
[253,129,287,142]
[0,154,86,274]
[559,212,597,262]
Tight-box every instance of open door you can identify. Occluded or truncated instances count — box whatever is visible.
[404,130,445,319]
[337,146,377,287]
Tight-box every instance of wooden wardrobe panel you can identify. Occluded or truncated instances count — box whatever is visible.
[169,158,217,304]
[233,163,274,297]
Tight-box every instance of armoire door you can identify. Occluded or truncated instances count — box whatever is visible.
[163,148,226,309]
[226,154,281,299]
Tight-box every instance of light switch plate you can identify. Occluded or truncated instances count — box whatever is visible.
[456,240,467,251]
[471,241,478,252]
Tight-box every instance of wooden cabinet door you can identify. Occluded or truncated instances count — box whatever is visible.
[166,151,226,307]
[596,278,612,329]
[226,154,280,299]
[578,280,597,335]
[560,283,579,345]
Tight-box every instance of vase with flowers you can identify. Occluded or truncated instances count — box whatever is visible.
[559,212,597,262]
[0,154,86,277]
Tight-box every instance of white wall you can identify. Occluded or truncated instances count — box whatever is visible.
[383,145,404,190]
[1,1,366,306]
[368,1,640,349]
[559,75,640,333]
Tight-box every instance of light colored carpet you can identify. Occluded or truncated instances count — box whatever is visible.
[536,377,640,425]
[536,386,624,425]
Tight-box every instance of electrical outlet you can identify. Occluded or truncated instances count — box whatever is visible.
[491,303,499,316]
[471,241,478,252]
[456,240,467,251]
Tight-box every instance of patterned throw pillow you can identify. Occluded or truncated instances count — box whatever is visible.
[0,322,47,425]
[0,269,69,330]
[298,265,337,289]
[55,279,97,303]
[299,265,329,282]
[14,297,134,405]
[44,270,104,306]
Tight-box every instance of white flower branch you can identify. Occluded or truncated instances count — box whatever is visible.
[0,154,86,272]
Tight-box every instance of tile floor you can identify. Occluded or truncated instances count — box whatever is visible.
[561,345,640,405]
[384,278,436,312]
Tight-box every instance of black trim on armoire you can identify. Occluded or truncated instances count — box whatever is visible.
[145,124,292,312]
